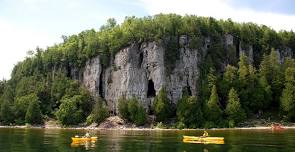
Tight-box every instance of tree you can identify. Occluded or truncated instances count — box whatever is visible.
[25,97,42,124]
[0,100,14,125]
[206,85,223,123]
[225,88,246,125]
[55,95,85,125]
[238,54,249,87]
[15,93,39,124]
[118,96,129,119]
[177,94,203,128]
[92,97,109,124]
[153,87,171,122]
[259,50,284,108]
[208,67,217,91]
[224,65,238,84]
[281,68,295,121]
[118,97,146,126]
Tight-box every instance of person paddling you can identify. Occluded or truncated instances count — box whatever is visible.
[85,131,91,138]
[202,131,209,137]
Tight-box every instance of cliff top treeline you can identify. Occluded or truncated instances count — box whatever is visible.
[0,14,295,128]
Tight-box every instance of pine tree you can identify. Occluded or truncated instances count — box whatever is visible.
[225,88,246,124]
[206,85,223,123]
[207,68,217,91]
[25,98,42,125]
[153,87,171,122]
[238,53,249,87]
[281,67,295,121]
[0,100,14,125]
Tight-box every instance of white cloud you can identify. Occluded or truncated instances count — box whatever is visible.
[140,0,295,31]
[0,19,61,79]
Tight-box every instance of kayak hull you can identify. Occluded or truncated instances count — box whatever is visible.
[183,136,224,144]
[183,136,224,141]
[71,137,98,142]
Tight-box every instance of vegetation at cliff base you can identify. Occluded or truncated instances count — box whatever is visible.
[118,97,147,126]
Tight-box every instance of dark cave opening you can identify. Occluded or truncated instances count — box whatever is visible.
[139,52,143,67]
[99,70,104,98]
[147,80,156,98]
[183,86,192,96]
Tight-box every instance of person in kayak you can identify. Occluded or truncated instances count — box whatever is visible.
[85,131,90,138]
[202,131,209,137]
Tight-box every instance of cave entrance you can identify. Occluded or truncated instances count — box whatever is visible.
[99,70,104,98]
[183,86,192,96]
[139,52,143,67]
[147,80,156,98]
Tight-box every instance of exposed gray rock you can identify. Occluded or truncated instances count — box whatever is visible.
[83,56,102,97]
[239,41,253,63]
[224,34,233,46]
[82,40,200,113]
[277,47,293,63]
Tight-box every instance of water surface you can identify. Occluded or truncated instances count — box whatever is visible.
[0,128,295,151]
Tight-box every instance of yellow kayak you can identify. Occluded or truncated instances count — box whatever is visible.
[183,138,224,144]
[71,136,98,142]
[183,136,224,144]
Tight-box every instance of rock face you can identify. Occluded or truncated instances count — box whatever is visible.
[82,40,201,113]
[239,41,253,63]
[83,57,102,97]
[80,34,293,113]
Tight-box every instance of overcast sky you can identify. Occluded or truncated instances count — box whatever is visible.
[0,0,294,79]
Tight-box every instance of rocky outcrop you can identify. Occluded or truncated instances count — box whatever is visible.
[82,39,201,113]
[239,41,253,63]
[83,57,102,97]
[276,47,293,63]
[81,34,292,113]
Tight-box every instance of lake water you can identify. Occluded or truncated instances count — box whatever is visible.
[0,128,295,152]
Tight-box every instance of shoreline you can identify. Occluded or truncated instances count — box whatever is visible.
[1,125,295,130]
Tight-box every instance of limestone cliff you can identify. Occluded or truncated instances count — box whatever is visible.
[80,34,292,113]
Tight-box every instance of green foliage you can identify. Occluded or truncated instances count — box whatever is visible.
[281,68,295,121]
[118,97,147,126]
[0,14,295,127]
[225,88,246,125]
[15,93,39,124]
[207,68,217,91]
[91,97,109,124]
[118,96,129,119]
[55,95,91,125]
[206,85,223,124]
[155,122,166,129]
[153,87,172,122]
[238,54,249,86]
[0,100,14,125]
[25,96,42,124]
[177,95,203,128]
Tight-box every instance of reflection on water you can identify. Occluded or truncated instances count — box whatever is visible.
[1,128,295,151]
[71,141,96,150]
